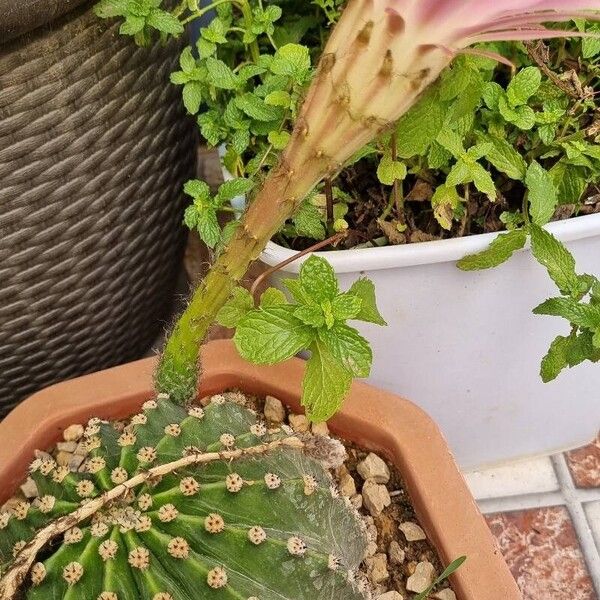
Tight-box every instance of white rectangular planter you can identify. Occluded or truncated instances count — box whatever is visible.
[260,214,600,469]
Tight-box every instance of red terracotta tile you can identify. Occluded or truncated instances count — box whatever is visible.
[486,507,595,600]
[566,434,600,489]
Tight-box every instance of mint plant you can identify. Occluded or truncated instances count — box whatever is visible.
[92,1,600,416]
[216,256,386,421]
[0,397,368,598]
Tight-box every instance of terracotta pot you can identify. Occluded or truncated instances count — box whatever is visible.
[0,340,521,600]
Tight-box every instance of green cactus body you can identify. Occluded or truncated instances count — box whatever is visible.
[0,396,368,600]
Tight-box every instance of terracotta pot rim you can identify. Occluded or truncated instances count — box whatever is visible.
[0,340,521,600]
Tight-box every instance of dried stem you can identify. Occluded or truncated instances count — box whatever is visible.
[249,232,347,303]
[0,437,302,600]
[324,178,334,226]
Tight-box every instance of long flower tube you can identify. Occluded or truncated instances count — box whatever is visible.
[157,0,600,403]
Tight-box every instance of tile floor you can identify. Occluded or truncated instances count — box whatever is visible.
[465,435,600,600]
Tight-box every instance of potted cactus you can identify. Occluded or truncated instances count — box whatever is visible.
[0,340,521,599]
[104,0,600,466]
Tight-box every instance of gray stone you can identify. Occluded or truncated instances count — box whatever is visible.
[56,441,77,453]
[20,478,38,499]
[357,452,390,484]
[311,421,329,436]
[362,479,391,516]
[388,540,405,565]
[338,467,357,497]
[365,553,389,584]
[264,396,285,423]
[288,414,309,432]
[62,424,84,442]
[399,521,427,542]
[433,589,457,600]
[406,561,436,593]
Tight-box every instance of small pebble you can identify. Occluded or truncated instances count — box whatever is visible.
[338,466,357,497]
[362,479,391,516]
[433,589,457,600]
[365,541,378,557]
[34,450,53,462]
[377,593,404,600]
[73,443,88,457]
[399,521,427,542]
[56,441,77,453]
[388,540,405,565]
[288,414,309,432]
[364,553,389,584]
[55,452,72,468]
[350,494,363,509]
[20,478,38,499]
[406,561,436,593]
[263,396,285,423]
[62,424,84,442]
[68,454,85,472]
[311,421,329,436]
[357,452,390,484]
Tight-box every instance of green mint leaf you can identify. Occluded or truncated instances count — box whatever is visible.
[302,340,352,422]
[201,18,228,43]
[94,0,130,18]
[234,306,315,364]
[235,93,285,122]
[299,256,338,302]
[216,287,254,328]
[179,46,196,72]
[197,37,216,58]
[259,288,288,308]
[526,161,557,226]
[331,293,362,321]
[120,15,145,35]
[270,44,311,80]
[376,155,407,186]
[457,229,527,271]
[294,305,326,328]
[197,110,226,146]
[507,66,542,106]
[540,331,600,383]
[480,135,527,181]
[498,97,536,130]
[170,71,190,85]
[482,82,503,110]
[183,204,198,229]
[196,207,221,248]
[216,178,254,203]
[549,161,588,205]
[283,278,313,305]
[436,129,464,159]
[231,128,250,155]
[292,200,325,241]
[529,224,580,296]
[146,9,183,35]
[318,323,372,378]
[264,90,291,107]
[182,81,203,114]
[267,130,291,150]
[347,278,386,325]
[470,162,496,198]
[533,297,600,329]
[183,179,210,200]
[395,92,445,158]
[205,57,238,90]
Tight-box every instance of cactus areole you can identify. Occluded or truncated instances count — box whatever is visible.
[155,0,600,404]
[0,396,368,599]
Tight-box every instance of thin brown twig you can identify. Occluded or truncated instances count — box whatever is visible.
[250,232,347,304]
[324,178,334,226]
[0,437,302,600]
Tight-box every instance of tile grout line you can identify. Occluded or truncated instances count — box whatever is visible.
[551,454,600,597]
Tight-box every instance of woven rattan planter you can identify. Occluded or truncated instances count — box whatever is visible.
[0,2,196,414]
